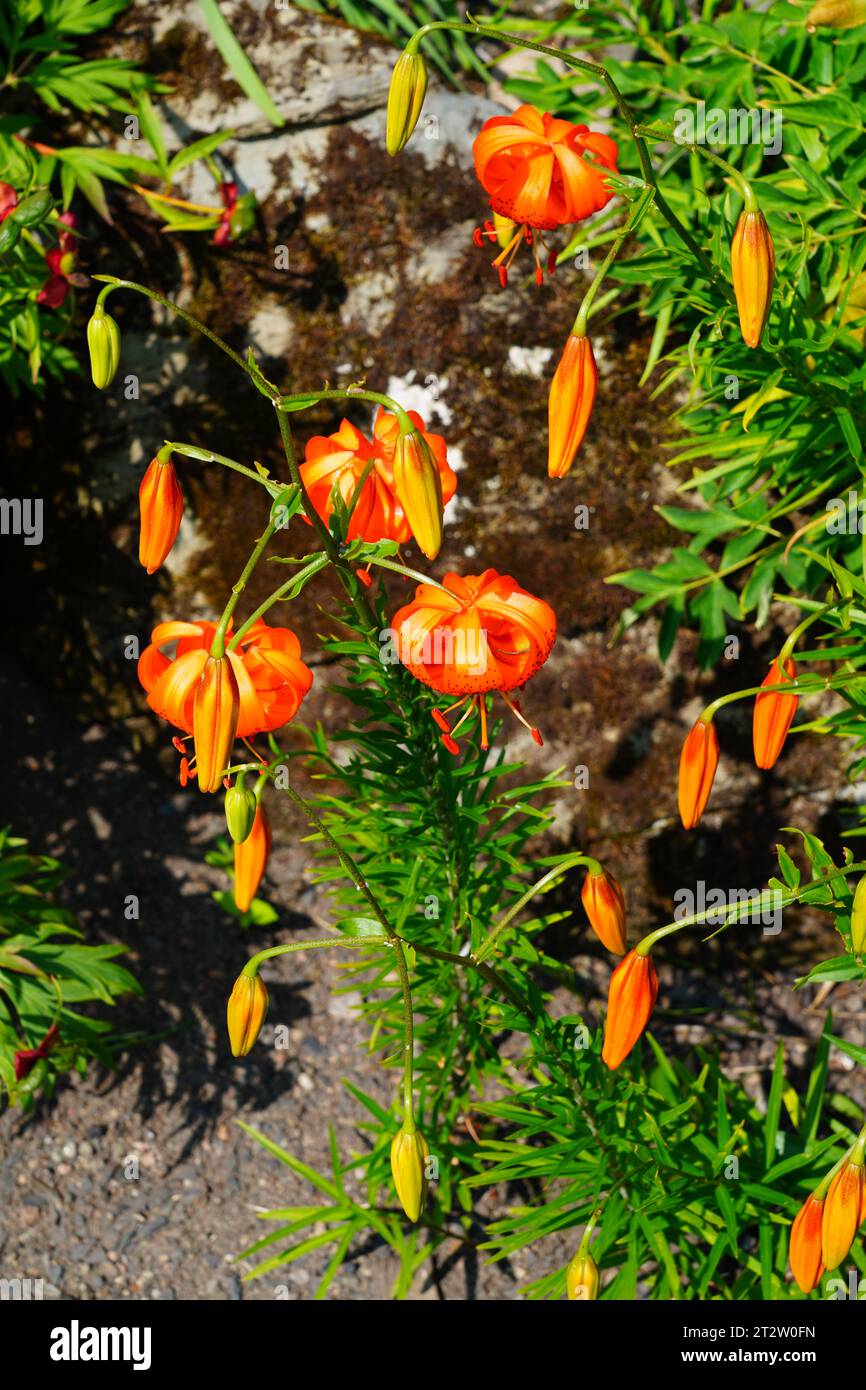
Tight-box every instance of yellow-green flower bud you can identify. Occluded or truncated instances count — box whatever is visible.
[87,304,121,389]
[392,427,443,560]
[493,212,517,251]
[226,969,269,1057]
[566,1249,599,1300]
[390,1125,429,1222]
[806,0,866,28]
[225,777,257,844]
[386,49,428,157]
[851,875,866,955]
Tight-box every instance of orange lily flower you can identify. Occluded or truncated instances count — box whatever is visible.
[234,803,272,914]
[138,619,313,781]
[548,332,598,478]
[139,452,184,574]
[753,657,797,770]
[731,207,774,349]
[601,947,659,1070]
[581,866,627,955]
[678,715,719,830]
[300,409,456,550]
[822,1157,864,1271]
[789,1193,825,1294]
[391,569,556,752]
[472,105,617,285]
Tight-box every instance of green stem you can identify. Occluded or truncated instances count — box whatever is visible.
[164,440,282,494]
[277,386,414,434]
[703,670,863,721]
[212,519,278,657]
[227,553,330,649]
[280,780,417,1126]
[91,276,275,393]
[639,860,866,955]
[475,852,601,963]
[574,187,654,335]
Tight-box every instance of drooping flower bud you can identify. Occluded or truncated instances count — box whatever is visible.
[548,332,598,479]
[225,776,257,844]
[788,1193,825,1294]
[581,866,627,955]
[86,303,121,389]
[806,0,866,28]
[731,206,775,349]
[753,657,797,770]
[138,451,184,574]
[851,875,866,956]
[566,1249,599,1301]
[226,968,269,1057]
[390,1124,430,1223]
[386,49,428,156]
[234,803,272,913]
[678,715,719,830]
[821,1154,865,1271]
[392,426,444,560]
[601,947,659,1070]
[193,653,240,794]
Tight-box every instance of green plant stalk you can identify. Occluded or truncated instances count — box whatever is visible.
[280,780,418,1126]
[574,187,654,335]
[164,440,281,494]
[638,860,866,956]
[476,852,601,962]
[227,553,330,649]
[212,518,279,657]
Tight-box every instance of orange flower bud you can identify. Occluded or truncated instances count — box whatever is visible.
[566,1250,599,1300]
[789,1193,825,1293]
[226,968,269,1057]
[234,803,272,913]
[601,947,659,1071]
[193,653,239,794]
[392,427,444,560]
[678,716,719,830]
[138,452,184,574]
[753,657,797,770]
[548,332,597,479]
[581,866,627,955]
[822,1157,865,1271]
[731,207,774,349]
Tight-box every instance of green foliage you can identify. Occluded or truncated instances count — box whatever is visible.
[295,0,489,83]
[232,587,861,1299]
[0,0,250,392]
[197,0,284,127]
[0,827,140,1109]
